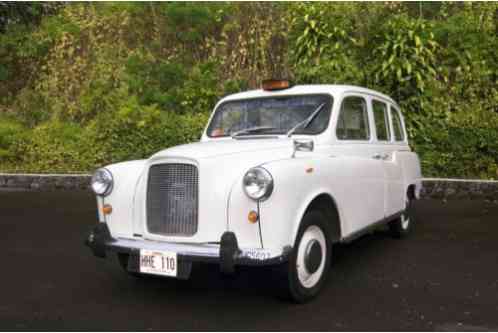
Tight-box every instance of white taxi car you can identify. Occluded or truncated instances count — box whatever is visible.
[86,80,422,302]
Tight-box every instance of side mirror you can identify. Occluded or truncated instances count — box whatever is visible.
[292,139,314,158]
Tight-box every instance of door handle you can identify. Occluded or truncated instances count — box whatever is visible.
[372,153,389,160]
[372,153,383,160]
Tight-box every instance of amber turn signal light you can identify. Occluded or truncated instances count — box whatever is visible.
[248,210,259,223]
[102,204,113,215]
[262,79,291,91]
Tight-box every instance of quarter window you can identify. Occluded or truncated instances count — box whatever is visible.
[372,100,390,141]
[336,96,370,140]
[390,106,405,141]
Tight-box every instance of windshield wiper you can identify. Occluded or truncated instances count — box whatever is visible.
[286,103,326,137]
[231,126,278,138]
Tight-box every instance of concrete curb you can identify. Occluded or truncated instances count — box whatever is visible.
[0,173,497,200]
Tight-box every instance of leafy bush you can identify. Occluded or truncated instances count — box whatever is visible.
[413,120,498,179]
[0,116,27,162]
[371,15,439,102]
[0,2,497,178]
[289,3,364,85]
[13,120,103,173]
[90,94,210,165]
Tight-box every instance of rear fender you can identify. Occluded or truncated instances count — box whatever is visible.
[399,152,423,200]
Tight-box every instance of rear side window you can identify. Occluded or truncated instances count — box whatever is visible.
[336,96,370,141]
[372,100,390,141]
[390,106,405,141]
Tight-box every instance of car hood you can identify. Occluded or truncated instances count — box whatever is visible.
[134,138,297,245]
[150,138,294,161]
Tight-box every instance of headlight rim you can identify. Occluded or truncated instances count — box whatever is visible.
[243,166,274,201]
[91,167,114,196]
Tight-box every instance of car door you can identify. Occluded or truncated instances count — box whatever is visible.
[371,99,394,216]
[371,99,406,217]
[384,105,407,216]
[333,94,385,234]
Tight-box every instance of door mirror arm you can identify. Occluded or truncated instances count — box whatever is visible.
[292,139,314,158]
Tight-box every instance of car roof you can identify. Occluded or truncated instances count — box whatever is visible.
[220,84,399,108]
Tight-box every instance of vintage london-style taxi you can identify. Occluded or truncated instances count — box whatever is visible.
[86,80,422,302]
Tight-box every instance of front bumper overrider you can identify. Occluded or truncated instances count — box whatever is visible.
[85,223,291,275]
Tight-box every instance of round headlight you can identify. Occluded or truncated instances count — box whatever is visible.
[243,167,273,201]
[91,168,113,196]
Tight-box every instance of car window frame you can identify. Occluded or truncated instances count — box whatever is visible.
[371,98,391,143]
[335,94,372,143]
[388,104,406,143]
[205,94,334,138]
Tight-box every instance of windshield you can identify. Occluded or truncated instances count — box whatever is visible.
[206,94,333,138]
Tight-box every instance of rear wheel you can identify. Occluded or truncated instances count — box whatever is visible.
[273,210,332,303]
[389,194,414,238]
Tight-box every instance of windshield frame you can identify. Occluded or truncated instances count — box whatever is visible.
[206,93,334,138]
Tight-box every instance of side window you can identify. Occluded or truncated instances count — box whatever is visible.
[336,96,370,141]
[390,106,405,141]
[372,100,390,141]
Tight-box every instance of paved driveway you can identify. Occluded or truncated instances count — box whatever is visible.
[1,190,497,331]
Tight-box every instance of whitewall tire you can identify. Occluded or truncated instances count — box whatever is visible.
[273,210,332,303]
[389,194,414,238]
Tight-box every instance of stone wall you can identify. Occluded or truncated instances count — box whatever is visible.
[0,174,90,191]
[1,173,497,200]
[420,178,498,201]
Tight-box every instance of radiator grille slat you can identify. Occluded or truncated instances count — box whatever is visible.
[146,164,198,236]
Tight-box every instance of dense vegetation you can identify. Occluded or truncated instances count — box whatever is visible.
[0,2,497,178]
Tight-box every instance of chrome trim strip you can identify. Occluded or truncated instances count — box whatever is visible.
[108,238,219,257]
[106,238,286,261]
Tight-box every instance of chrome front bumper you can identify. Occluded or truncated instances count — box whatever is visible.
[85,223,291,274]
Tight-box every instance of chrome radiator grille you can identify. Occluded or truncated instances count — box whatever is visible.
[146,163,198,236]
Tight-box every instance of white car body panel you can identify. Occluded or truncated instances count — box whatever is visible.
[94,84,422,262]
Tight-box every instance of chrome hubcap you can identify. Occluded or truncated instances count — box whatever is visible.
[304,239,322,274]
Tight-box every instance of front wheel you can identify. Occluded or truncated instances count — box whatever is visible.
[273,210,332,303]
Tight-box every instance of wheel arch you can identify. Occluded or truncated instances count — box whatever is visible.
[406,183,416,200]
[294,192,342,245]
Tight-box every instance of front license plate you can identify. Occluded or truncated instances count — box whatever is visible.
[139,249,177,277]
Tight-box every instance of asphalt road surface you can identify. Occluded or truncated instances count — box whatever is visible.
[1,190,497,331]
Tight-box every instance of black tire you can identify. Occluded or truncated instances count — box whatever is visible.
[272,210,332,303]
[389,194,414,238]
[117,253,143,278]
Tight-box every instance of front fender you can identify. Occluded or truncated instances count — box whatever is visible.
[258,156,345,251]
[226,173,261,249]
[97,160,146,238]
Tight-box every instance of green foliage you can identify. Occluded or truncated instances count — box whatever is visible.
[289,3,364,84]
[0,116,27,162]
[0,2,497,179]
[90,94,209,164]
[369,14,443,154]
[372,15,439,99]
[124,54,222,114]
[161,3,222,44]
[0,3,63,32]
[11,120,103,173]
[412,118,498,179]
[94,95,167,162]
[0,64,9,82]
